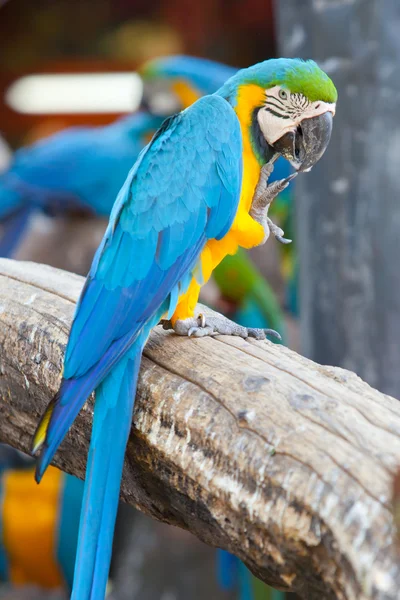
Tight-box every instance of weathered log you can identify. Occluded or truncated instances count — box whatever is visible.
[0,258,399,599]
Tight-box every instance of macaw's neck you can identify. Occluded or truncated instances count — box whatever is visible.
[233,84,275,212]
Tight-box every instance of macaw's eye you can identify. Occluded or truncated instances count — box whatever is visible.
[279,89,288,100]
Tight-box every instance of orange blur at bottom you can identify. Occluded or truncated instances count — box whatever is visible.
[2,466,65,588]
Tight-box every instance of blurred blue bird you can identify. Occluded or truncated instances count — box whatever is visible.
[0,112,165,257]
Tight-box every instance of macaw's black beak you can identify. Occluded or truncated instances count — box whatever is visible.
[272,111,333,172]
[140,80,182,117]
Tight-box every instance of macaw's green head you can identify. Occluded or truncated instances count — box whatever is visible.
[221,58,337,172]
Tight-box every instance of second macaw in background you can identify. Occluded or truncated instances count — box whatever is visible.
[139,54,239,114]
[0,113,166,257]
[32,57,336,600]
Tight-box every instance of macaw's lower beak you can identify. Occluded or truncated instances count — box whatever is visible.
[272,111,333,172]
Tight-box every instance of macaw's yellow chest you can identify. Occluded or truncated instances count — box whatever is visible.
[200,84,267,277]
[172,85,267,323]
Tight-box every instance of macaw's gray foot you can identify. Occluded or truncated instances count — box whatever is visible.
[250,159,297,245]
[161,313,282,341]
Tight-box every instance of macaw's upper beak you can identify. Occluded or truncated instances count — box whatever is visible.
[272,111,333,172]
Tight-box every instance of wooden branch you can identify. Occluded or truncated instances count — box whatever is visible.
[0,258,400,599]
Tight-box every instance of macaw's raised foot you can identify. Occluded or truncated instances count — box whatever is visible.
[250,160,297,245]
[161,313,282,341]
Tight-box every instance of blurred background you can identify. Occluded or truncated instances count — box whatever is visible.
[1,0,398,598]
[0,0,275,138]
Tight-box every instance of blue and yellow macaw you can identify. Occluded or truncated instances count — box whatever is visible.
[0,112,165,257]
[32,58,337,599]
[0,445,83,591]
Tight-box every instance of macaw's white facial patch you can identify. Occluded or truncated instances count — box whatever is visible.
[257,85,336,145]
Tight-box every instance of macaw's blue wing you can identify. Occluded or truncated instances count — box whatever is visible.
[33,92,243,480]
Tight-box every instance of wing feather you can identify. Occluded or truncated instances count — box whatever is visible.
[64,95,242,380]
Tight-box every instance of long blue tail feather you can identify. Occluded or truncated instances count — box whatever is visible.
[72,348,142,599]
[33,327,142,480]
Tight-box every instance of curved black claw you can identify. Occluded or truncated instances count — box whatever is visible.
[275,234,292,245]
[265,328,282,341]
[266,217,292,245]
[284,172,298,184]
[247,328,282,341]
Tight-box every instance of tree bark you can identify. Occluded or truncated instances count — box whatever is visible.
[0,258,399,599]
[274,0,400,398]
